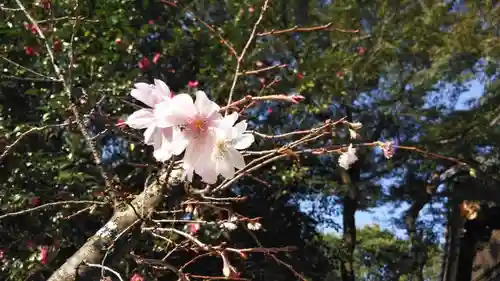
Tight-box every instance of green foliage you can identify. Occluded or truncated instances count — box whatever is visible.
[0,0,499,280]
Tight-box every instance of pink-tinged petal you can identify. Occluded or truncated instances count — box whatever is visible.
[194,91,219,117]
[227,147,245,169]
[216,156,235,179]
[126,109,155,129]
[183,166,195,182]
[197,164,218,184]
[162,94,196,126]
[233,134,254,150]
[131,87,156,108]
[134,82,151,90]
[170,128,189,155]
[153,141,172,162]
[183,140,203,171]
[153,79,171,99]
[143,125,159,145]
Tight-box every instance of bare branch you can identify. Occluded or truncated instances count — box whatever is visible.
[257,22,360,36]
[47,166,183,281]
[0,200,107,219]
[225,0,270,115]
[0,122,71,162]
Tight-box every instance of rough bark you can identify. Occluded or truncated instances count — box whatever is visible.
[441,201,465,281]
[341,184,358,281]
[405,202,427,281]
[47,168,184,281]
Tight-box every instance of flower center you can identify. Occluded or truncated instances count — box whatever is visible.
[193,119,205,131]
[215,139,229,160]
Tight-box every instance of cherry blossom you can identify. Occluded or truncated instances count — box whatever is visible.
[194,112,254,183]
[156,90,223,180]
[247,222,262,231]
[381,140,395,159]
[126,79,178,161]
[338,144,358,170]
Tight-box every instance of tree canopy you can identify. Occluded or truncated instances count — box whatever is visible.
[0,0,499,281]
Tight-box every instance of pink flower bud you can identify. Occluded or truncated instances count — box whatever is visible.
[188,223,200,234]
[148,20,155,25]
[296,73,304,79]
[187,80,199,88]
[37,0,52,9]
[24,46,38,56]
[356,46,366,55]
[116,119,127,128]
[40,246,48,264]
[30,196,40,206]
[115,38,122,44]
[138,56,150,71]
[291,95,305,104]
[152,52,161,64]
[130,273,144,281]
[53,38,62,53]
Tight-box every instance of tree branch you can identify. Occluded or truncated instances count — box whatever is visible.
[47,167,184,281]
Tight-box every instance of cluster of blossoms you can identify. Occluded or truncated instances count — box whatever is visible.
[126,79,254,184]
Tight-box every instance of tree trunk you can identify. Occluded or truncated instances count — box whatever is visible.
[340,170,359,281]
[441,200,465,281]
[47,168,184,281]
[405,202,427,281]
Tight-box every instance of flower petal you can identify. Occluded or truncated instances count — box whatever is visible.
[126,109,155,129]
[227,146,245,169]
[197,164,218,184]
[131,85,156,108]
[216,156,235,179]
[162,94,196,126]
[232,133,254,150]
[233,120,248,135]
[144,125,159,145]
[170,129,189,155]
[153,79,171,99]
[194,90,219,117]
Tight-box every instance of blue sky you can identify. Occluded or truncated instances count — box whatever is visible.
[325,78,485,237]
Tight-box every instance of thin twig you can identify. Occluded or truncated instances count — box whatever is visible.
[82,262,124,281]
[160,0,238,58]
[0,55,60,81]
[237,64,288,76]
[0,122,71,162]
[257,22,360,36]
[15,0,113,190]
[0,200,107,219]
[225,0,270,115]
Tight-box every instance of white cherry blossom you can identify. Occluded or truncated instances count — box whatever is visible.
[125,79,177,161]
[338,144,358,170]
[195,112,255,184]
[156,90,223,180]
[247,222,262,231]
